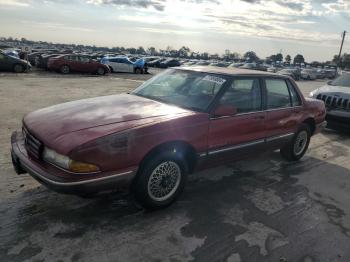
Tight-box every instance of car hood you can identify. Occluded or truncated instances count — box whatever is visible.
[24,94,190,148]
[314,85,350,96]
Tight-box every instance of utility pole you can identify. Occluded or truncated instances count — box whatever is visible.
[337,31,346,69]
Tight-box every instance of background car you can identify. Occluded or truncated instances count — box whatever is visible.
[0,51,31,73]
[301,68,317,80]
[316,69,326,79]
[278,68,301,80]
[159,59,181,68]
[267,66,283,73]
[47,55,110,75]
[147,58,167,67]
[35,53,61,70]
[101,56,148,74]
[310,73,350,129]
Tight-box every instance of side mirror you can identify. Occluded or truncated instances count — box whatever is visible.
[213,105,237,117]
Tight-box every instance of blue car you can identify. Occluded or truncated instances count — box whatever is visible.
[101,56,148,74]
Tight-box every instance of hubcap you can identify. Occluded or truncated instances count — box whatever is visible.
[294,130,308,155]
[147,161,181,202]
[15,65,22,72]
[62,66,69,73]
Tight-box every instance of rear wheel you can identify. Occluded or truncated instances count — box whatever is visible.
[135,68,142,74]
[13,64,25,73]
[60,65,70,74]
[133,152,188,210]
[96,67,106,75]
[280,124,311,161]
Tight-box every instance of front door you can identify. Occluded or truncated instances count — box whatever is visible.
[208,77,266,163]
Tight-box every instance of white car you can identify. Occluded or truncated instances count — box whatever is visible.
[301,69,317,80]
[101,56,147,74]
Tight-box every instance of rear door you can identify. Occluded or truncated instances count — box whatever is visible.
[208,77,266,162]
[264,78,297,147]
[78,56,92,73]
[122,58,134,73]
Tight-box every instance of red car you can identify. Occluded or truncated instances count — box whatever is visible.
[47,54,109,75]
[11,67,326,209]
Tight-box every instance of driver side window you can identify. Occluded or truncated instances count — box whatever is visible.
[218,78,262,113]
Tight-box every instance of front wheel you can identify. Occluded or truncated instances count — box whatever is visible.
[133,152,188,210]
[13,64,25,73]
[135,68,142,74]
[60,65,70,74]
[280,124,311,161]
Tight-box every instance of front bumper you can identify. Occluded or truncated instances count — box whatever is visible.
[11,131,136,195]
[326,110,350,129]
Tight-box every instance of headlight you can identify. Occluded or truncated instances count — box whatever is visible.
[43,147,100,173]
[309,89,318,97]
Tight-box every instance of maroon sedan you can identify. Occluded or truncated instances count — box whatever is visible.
[47,54,109,75]
[11,67,326,209]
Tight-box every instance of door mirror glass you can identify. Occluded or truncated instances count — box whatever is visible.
[214,105,237,117]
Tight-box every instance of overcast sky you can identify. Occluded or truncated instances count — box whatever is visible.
[0,0,349,61]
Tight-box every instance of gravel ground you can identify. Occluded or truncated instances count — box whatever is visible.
[0,69,349,262]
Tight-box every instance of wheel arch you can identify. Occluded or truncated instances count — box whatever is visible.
[136,140,198,177]
[13,63,25,72]
[302,117,316,135]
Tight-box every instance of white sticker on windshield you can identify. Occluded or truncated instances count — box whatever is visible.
[202,75,226,85]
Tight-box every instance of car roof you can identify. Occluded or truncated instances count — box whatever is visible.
[175,66,287,78]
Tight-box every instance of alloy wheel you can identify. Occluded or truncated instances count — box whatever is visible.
[147,161,181,202]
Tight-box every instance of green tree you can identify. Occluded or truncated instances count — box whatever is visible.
[285,55,291,63]
[137,46,145,54]
[147,47,156,55]
[178,46,190,58]
[293,54,305,64]
[244,51,259,62]
[276,53,283,62]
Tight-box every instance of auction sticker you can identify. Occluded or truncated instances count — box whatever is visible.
[202,75,226,85]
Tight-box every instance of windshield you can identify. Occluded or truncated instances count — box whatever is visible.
[330,73,350,87]
[132,69,227,111]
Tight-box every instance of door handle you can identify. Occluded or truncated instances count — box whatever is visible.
[253,115,265,120]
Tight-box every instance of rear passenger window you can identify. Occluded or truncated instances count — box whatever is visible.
[288,82,302,106]
[219,78,262,113]
[266,79,291,109]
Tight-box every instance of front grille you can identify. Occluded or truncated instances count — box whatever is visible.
[316,94,350,110]
[23,127,43,159]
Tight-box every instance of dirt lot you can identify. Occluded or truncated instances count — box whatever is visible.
[0,70,349,262]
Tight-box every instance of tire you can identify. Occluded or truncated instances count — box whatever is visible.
[307,75,311,80]
[280,124,311,161]
[135,68,142,74]
[132,151,188,210]
[60,65,70,74]
[96,67,106,75]
[13,64,25,73]
[109,66,114,73]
